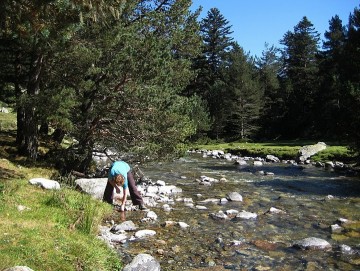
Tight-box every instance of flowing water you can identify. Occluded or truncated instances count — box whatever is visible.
[109,153,360,271]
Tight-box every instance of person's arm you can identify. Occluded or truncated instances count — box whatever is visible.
[120,187,128,211]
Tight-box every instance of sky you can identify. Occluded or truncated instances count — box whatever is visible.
[190,0,359,57]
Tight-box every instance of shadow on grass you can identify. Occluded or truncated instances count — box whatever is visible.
[0,166,25,180]
[0,130,57,176]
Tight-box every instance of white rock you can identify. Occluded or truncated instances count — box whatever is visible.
[17,205,30,212]
[339,244,355,255]
[253,161,263,166]
[158,185,182,194]
[110,233,128,243]
[331,224,343,233]
[293,237,331,250]
[75,178,107,199]
[123,254,160,271]
[234,159,247,165]
[0,107,9,113]
[146,211,158,220]
[177,222,190,228]
[227,192,243,202]
[225,209,239,215]
[3,266,34,271]
[156,180,166,186]
[198,198,219,204]
[162,204,172,212]
[209,211,229,220]
[29,178,60,190]
[220,198,228,204]
[269,207,286,214]
[134,230,156,238]
[230,240,242,246]
[236,210,257,219]
[147,186,159,193]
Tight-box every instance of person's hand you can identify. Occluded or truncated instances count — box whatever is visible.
[120,204,125,212]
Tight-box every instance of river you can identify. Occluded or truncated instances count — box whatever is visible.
[109,153,360,270]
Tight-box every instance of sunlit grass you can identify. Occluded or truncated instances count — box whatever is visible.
[0,160,122,271]
[192,141,356,162]
[0,111,17,131]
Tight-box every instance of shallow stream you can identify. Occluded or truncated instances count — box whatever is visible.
[109,153,360,270]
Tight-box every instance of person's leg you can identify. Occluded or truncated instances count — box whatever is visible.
[127,171,143,206]
[102,180,114,204]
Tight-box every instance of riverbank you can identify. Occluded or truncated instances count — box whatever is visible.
[0,157,123,271]
[192,140,358,166]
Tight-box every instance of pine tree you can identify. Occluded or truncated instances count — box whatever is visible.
[0,0,87,159]
[341,6,360,157]
[279,16,320,138]
[191,7,234,138]
[223,43,262,140]
[52,0,206,171]
[316,15,347,139]
[0,0,208,169]
[256,43,282,138]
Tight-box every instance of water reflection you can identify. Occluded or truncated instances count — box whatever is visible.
[112,154,360,270]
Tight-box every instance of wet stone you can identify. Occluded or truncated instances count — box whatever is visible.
[235,210,257,220]
[134,230,156,239]
[252,240,278,251]
[122,254,160,271]
[293,237,332,250]
[98,153,360,271]
[111,221,138,232]
[226,192,243,202]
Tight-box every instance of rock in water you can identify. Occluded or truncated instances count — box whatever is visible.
[123,254,161,271]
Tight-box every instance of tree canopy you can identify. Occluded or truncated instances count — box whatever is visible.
[1,2,360,170]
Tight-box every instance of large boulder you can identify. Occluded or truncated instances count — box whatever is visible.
[75,178,108,200]
[297,142,327,162]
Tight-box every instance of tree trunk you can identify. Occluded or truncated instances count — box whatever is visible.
[16,83,25,148]
[24,105,38,160]
[52,128,65,143]
[22,53,43,160]
[39,122,49,135]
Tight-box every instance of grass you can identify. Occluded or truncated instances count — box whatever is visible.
[0,160,122,271]
[192,140,356,163]
[0,112,123,271]
[0,108,17,131]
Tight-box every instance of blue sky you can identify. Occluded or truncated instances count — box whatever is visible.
[191,0,359,57]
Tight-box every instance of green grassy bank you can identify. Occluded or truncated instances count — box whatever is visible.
[0,158,122,271]
[0,111,122,270]
[192,140,356,163]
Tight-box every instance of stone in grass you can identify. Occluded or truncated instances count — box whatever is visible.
[3,267,34,271]
[29,178,60,190]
